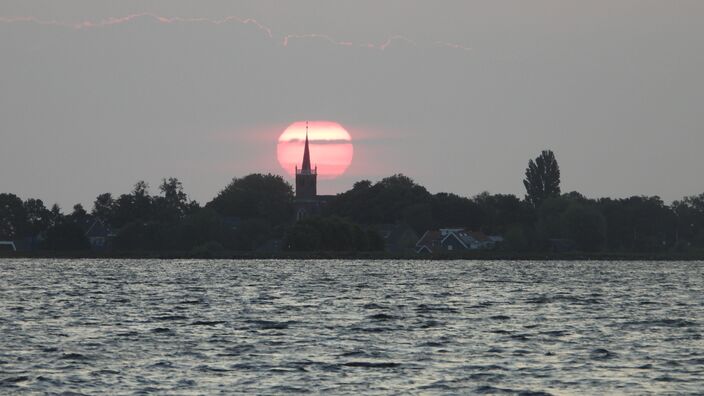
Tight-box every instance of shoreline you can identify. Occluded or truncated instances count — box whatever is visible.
[2,251,703,261]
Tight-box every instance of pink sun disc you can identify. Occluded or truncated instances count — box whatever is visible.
[277,121,354,179]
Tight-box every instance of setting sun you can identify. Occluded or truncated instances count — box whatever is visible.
[277,121,354,179]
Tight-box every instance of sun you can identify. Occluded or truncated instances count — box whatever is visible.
[277,121,354,179]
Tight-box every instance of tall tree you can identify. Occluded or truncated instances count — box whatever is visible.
[523,150,561,208]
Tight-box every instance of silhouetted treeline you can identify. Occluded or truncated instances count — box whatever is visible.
[287,216,384,252]
[1,150,703,254]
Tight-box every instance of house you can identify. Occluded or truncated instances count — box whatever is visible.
[415,230,442,253]
[82,219,113,250]
[416,228,503,253]
[375,224,419,253]
[441,228,489,251]
[0,241,16,252]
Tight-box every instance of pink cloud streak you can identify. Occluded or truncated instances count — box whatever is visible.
[0,13,470,53]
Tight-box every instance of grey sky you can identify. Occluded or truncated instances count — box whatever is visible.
[1,1,703,209]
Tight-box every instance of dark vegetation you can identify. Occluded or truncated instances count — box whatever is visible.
[2,150,704,257]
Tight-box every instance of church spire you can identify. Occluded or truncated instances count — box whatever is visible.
[294,120,317,202]
[301,121,311,173]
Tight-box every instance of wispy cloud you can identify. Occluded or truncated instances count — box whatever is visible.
[0,13,470,53]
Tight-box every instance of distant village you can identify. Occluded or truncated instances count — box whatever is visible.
[1,132,703,257]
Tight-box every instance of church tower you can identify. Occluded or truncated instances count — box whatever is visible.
[293,122,321,220]
[295,122,317,199]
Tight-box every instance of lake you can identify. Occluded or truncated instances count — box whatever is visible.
[0,259,702,394]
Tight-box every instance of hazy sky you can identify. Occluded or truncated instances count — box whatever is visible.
[1,1,703,209]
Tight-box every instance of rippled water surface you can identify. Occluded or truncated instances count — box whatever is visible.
[1,259,703,394]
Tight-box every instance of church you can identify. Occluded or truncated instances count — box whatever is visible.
[293,123,331,220]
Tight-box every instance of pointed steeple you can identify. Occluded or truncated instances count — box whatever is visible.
[295,120,317,201]
[301,121,312,173]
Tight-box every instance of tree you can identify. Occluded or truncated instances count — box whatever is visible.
[473,192,532,234]
[598,196,675,251]
[0,193,27,239]
[403,203,433,235]
[69,203,89,224]
[43,222,90,251]
[366,228,385,251]
[154,177,199,222]
[92,193,116,224]
[535,196,571,246]
[503,225,530,252]
[324,179,380,223]
[326,174,432,225]
[235,219,274,250]
[48,204,63,228]
[562,204,606,251]
[23,198,50,237]
[131,181,153,219]
[672,193,704,247]
[207,174,293,226]
[431,193,483,231]
[172,208,230,250]
[524,150,561,208]
[284,216,383,251]
[160,178,187,206]
[111,181,155,227]
[114,222,162,251]
[285,223,322,251]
